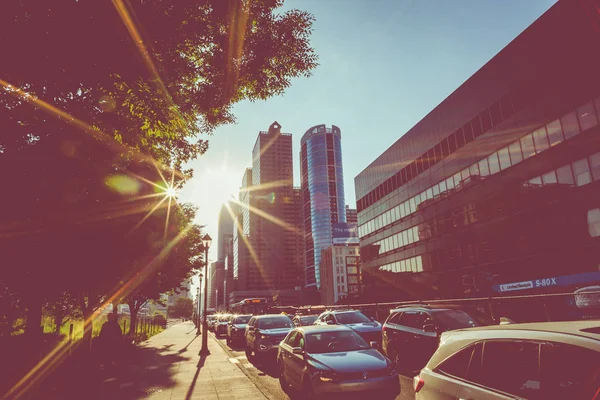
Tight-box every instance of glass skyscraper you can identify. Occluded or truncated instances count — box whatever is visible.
[301,124,346,289]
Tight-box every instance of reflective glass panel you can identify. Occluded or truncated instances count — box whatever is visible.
[533,127,549,153]
[572,158,592,186]
[562,111,580,140]
[546,119,563,147]
[488,152,500,175]
[577,101,598,131]
[520,133,536,159]
[498,147,511,170]
[556,164,574,185]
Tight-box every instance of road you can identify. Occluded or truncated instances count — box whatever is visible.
[209,332,416,400]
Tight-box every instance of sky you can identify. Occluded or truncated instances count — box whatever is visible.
[178,0,556,273]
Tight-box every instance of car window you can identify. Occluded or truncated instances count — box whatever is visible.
[334,311,371,324]
[473,341,541,398]
[419,312,433,327]
[386,311,403,325]
[437,343,477,379]
[234,315,251,324]
[397,311,421,329]
[285,331,298,345]
[297,333,305,349]
[326,314,336,323]
[257,317,293,329]
[301,315,318,325]
[306,330,369,353]
[248,318,255,327]
[432,310,478,330]
[541,342,600,399]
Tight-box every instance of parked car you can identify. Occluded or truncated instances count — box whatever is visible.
[277,325,400,399]
[292,314,318,327]
[227,314,251,346]
[206,315,218,332]
[315,310,382,345]
[382,305,477,372]
[245,314,294,359]
[214,314,231,337]
[414,320,600,400]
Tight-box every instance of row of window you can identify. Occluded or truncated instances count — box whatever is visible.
[371,225,421,256]
[359,96,600,239]
[527,151,600,187]
[357,89,540,213]
[378,255,424,274]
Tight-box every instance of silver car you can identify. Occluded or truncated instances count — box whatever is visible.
[277,325,400,399]
[414,320,600,399]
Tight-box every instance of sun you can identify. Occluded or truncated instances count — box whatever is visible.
[165,186,178,198]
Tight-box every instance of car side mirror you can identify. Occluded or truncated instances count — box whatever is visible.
[292,347,304,355]
[369,341,379,348]
[423,324,436,333]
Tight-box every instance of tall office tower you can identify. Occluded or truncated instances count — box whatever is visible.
[345,205,357,225]
[248,121,298,290]
[232,168,252,293]
[217,202,234,261]
[300,124,346,289]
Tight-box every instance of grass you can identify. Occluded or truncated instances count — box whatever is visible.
[13,315,164,342]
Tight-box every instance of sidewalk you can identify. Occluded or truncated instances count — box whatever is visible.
[141,321,267,400]
[78,321,269,400]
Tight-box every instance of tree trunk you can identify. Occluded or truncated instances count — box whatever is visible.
[54,313,63,334]
[81,303,93,353]
[128,303,138,338]
[25,294,43,339]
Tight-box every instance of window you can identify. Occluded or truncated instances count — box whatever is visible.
[589,209,600,238]
[478,158,490,177]
[573,158,592,186]
[546,119,563,147]
[448,133,457,153]
[589,153,600,181]
[533,127,549,153]
[463,122,474,144]
[453,172,461,187]
[456,128,465,148]
[556,164,575,185]
[397,311,421,329]
[562,111,580,140]
[577,101,599,131]
[437,344,476,379]
[542,170,557,185]
[441,138,449,157]
[488,152,500,175]
[433,184,439,197]
[285,331,298,345]
[508,141,523,165]
[439,180,447,193]
[480,109,492,132]
[520,133,536,158]
[540,342,600,400]
[472,115,483,138]
[529,176,542,185]
[498,147,511,170]
[461,168,470,181]
[477,341,541,398]
[446,176,455,190]
[386,312,403,325]
[469,162,480,177]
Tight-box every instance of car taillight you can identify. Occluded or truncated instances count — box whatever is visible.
[413,375,425,393]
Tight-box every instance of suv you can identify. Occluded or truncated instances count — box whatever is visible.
[227,314,251,346]
[315,310,382,345]
[414,321,600,399]
[382,306,477,372]
[245,314,294,359]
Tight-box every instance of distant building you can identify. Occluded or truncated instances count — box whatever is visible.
[300,124,346,290]
[233,168,252,290]
[345,206,357,225]
[208,261,225,309]
[319,245,361,305]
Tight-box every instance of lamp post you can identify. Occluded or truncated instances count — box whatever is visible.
[196,285,202,336]
[199,233,212,356]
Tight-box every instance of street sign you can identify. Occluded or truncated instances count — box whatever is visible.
[492,271,600,293]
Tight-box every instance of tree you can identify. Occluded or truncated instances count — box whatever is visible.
[0,0,317,345]
[168,298,194,319]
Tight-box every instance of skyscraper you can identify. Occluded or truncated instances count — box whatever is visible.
[345,205,357,225]
[247,121,300,291]
[301,124,346,289]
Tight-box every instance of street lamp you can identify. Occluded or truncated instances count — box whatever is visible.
[196,285,202,336]
[199,233,212,356]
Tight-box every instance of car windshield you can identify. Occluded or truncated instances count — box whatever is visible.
[306,330,370,354]
[433,310,478,330]
[257,317,293,329]
[301,315,318,325]
[219,316,230,322]
[335,312,371,324]
[234,315,251,324]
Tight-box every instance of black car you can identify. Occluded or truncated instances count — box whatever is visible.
[245,315,294,359]
[227,314,251,346]
[381,306,478,372]
[314,310,382,345]
[292,314,318,327]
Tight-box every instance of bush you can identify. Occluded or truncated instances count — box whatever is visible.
[153,314,167,328]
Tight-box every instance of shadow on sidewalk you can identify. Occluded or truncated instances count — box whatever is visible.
[184,355,207,400]
[20,339,197,400]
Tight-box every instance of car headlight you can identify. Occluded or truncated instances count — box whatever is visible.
[318,370,339,383]
[260,334,269,340]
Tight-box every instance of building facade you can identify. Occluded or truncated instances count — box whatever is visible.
[354,0,600,304]
[233,168,252,290]
[242,122,302,292]
[208,261,225,309]
[346,206,357,225]
[319,245,361,305]
[301,125,346,289]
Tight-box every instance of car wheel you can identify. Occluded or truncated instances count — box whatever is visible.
[226,336,231,346]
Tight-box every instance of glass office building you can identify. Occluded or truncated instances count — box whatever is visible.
[354,0,600,304]
[301,124,346,288]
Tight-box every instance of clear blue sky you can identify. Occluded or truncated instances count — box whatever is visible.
[179,0,556,266]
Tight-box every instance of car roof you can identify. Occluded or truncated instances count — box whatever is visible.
[299,325,352,333]
[330,309,362,314]
[253,314,290,319]
[456,320,600,340]
[426,320,600,369]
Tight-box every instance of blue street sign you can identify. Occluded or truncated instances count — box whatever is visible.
[492,271,600,293]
